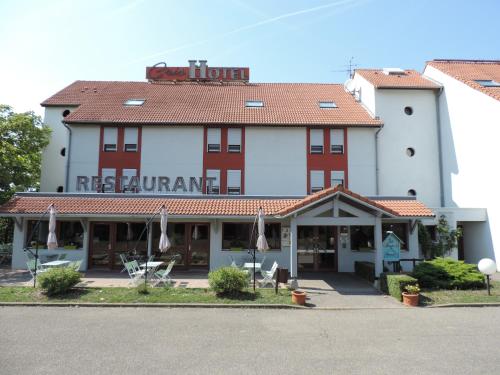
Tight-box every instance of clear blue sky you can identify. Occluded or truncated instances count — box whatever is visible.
[1,0,499,115]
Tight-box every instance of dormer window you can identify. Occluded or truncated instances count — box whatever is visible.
[475,80,500,87]
[124,99,145,106]
[245,100,264,107]
[319,101,337,109]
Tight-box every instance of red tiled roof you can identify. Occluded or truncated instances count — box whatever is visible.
[426,60,500,101]
[0,188,434,218]
[355,69,440,90]
[41,81,381,127]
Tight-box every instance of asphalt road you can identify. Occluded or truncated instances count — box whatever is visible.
[1,306,500,375]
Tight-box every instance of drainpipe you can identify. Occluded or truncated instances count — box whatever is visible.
[62,121,72,192]
[435,87,445,207]
[374,124,384,195]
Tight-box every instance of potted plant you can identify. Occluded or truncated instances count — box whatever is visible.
[402,284,420,307]
[291,290,307,305]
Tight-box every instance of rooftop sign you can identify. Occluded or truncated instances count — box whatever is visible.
[146,60,250,82]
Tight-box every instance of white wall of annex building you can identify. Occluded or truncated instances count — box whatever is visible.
[374,89,441,207]
[347,128,377,195]
[140,127,204,193]
[424,65,500,268]
[40,107,71,192]
[245,127,307,195]
[67,125,100,192]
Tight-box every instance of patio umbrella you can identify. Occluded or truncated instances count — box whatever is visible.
[126,222,134,241]
[256,208,269,252]
[159,207,171,252]
[46,205,58,250]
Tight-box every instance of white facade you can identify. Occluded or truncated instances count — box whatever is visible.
[347,128,377,195]
[67,125,100,192]
[424,65,500,268]
[245,127,307,195]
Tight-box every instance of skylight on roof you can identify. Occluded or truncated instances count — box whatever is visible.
[319,101,337,109]
[124,99,145,106]
[245,100,264,108]
[475,80,500,87]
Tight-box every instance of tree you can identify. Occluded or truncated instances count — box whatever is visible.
[0,104,51,243]
[418,216,462,259]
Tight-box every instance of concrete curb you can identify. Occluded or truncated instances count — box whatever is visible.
[0,302,306,309]
[425,302,500,308]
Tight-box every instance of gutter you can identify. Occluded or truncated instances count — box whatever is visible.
[375,125,384,195]
[62,121,72,192]
[435,86,445,207]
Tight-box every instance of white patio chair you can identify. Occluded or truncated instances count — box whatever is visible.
[259,261,278,288]
[119,253,129,273]
[26,260,47,280]
[57,254,67,261]
[153,260,175,286]
[69,260,83,272]
[125,261,145,285]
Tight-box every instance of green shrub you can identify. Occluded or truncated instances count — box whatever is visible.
[209,267,249,296]
[354,261,375,283]
[137,283,149,295]
[38,267,81,296]
[380,273,418,301]
[412,257,485,290]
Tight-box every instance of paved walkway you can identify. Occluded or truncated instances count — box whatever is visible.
[297,272,402,308]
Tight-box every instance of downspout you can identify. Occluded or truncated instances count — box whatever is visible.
[375,124,384,195]
[435,87,445,207]
[62,121,72,192]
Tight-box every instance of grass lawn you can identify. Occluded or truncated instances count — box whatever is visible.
[420,281,500,306]
[0,286,293,305]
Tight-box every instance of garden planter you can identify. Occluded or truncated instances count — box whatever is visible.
[292,290,307,305]
[402,292,419,307]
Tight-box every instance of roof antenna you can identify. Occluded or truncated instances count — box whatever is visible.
[331,57,357,78]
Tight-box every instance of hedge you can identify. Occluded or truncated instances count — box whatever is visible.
[380,272,418,301]
[412,257,485,289]
[208,267,249,296]
[38,267,81,296]
[354,261,375,283]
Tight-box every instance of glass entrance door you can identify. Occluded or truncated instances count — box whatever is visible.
[297,226,337,272]
[89,223,113,268]
[188,224,210,268]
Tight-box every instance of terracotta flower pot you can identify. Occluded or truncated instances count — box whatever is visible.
[402,292,419,307]
[292,290,307,305]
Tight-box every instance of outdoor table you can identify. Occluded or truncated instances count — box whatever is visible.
[139,261,164,282]
[42,260,71,268]
[243,262,262,282]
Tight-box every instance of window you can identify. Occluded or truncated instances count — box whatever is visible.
[227,128,242,153]
[350,226,375,251]
[404,106,413,115]
[245,100,264,107]
[101,168,116,192]
[331,170,345,187]
[310,129,324,154]
[330,129,344,154]
[382,223,408,250]
[406,147,415,157]
[408,189,416,196]
[319,101,337,109]
[310,170,324,193]
[206,169,220,194]
[103,127,118,152]
[121,169,138,192]
[227,170,241,195]
[60,147,66,156]
[222,223,281,250]
[475,80,500,87]
[62,109,71,117]
[124,128,138,152]
[26,220,83,249]
[124,99,145,106]
[57,186,63,193]
[207,128,221,152]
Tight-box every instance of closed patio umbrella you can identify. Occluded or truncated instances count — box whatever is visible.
[256,208,269,252]
[47,205,58,250]
[159,207,171,252]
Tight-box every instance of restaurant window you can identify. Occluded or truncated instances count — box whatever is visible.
[310,129,324,154]
[103,127,118,152]
[310,170,324,193]
[207,128,221,152]
[206,169,220,194]
[116,222,148,254]
[331,170,344,187]
[297,226,336,250]
[350,226,375,251]
[124,127,138,152]
[382,223,408,250]
[330,129,344,154]
[26,220,83,249]
[222,223,281,250]
[227,169,241,195]
[227,128,242,153]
